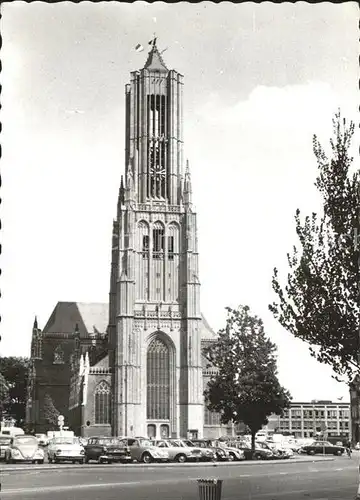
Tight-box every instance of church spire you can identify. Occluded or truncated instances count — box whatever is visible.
[184,159,192,206]
[144,37,168,72]
[33,316,38,330]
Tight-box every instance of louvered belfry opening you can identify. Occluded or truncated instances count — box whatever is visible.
[147,92,168,200]
[146,337,170,420]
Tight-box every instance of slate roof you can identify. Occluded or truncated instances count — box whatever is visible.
[42,302,108,338]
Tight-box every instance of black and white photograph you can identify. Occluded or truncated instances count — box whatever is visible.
[1,2,359,499]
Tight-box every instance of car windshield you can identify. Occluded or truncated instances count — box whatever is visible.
[0,437,11,445]
[52,437,80,445]
[95,438,122,445]
[139,439,153,447]
[14,436,37,445]
[182,440,194,447]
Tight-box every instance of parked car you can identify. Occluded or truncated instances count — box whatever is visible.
[191,439,230,461]
[5,435,45,464]
[175,439,216,462]
[84,437,131,464]
[35,434,49,446]
[122,437,169,463]
[217,442,246,461]
[299,441,345,456]
[233,442,274,460]
[154,439,203,463]
[47,436,85,464]
[0,436,12,462]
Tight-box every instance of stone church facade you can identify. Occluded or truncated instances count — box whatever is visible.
[26,41,233,440]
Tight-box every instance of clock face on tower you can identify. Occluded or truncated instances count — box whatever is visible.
[150,165,166,178]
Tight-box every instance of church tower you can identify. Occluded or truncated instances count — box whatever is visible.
[108,39,203,439]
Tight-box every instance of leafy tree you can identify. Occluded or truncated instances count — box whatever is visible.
[0,373,9,422]
[43,393,60,426]
[0,357,29,426]
[269,112,359,383]
[204,306,292,451]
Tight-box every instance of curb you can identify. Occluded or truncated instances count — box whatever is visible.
[1,456,334,473]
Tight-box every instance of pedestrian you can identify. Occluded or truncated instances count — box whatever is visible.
[346,439,352,458]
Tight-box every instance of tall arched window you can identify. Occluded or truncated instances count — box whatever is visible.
[147,337,170,420]
[94,380,111,424]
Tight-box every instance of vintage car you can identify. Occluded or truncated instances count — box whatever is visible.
[263,441,294,459]
[0,436,12,461]
[5,435,45,464]
[299,440,345,456]
[230,441,274,460]
[154,439,203,462]
[47,436,85,464]
[122,437,169,463]
[84,437,132,464]
[216,442,246,461]
[191,439,230,461]
[171,439,216,461]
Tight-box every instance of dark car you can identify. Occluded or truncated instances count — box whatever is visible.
[0,436,11,462]
[191,439,230,461]
[84,437,132,464]
[300,440,345,456]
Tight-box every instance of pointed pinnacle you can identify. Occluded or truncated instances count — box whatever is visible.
[33,316,38,329]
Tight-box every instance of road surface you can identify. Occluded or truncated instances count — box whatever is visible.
[1,456,358,499]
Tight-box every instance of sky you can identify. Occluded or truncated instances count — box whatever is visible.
[1,1,359,402]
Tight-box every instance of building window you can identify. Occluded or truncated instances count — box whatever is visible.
[53,345,65,364]
[153,228,164,259]
[204,408,221,426]
[94,381,111,424]
[147,337,170,420]
[168,236,174,260]
[142,235,149,258]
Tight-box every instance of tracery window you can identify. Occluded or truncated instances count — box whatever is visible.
[147,337,170,420]
[204,408,221,426]
[53,345,65,364]
[94,380,111,424]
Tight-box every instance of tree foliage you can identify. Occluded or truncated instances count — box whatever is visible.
[203,306,292,451]
[269,112,359,383]
[0,357,30,425]
[43,393,60,427]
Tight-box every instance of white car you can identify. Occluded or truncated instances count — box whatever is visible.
[5,435,45,464]
[47,436,85,464]
[154,439,203,462]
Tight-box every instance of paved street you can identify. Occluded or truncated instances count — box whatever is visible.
[1,456,358,500]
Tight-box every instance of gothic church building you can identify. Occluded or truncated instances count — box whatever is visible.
[27,42,232,440]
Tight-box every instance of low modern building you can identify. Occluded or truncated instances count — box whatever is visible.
[266,400,350,441]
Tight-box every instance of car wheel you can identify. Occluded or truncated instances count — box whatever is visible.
[98,457,104,464]
[38,460,44,465]
[54,458,60,464]
[308,450,315,455]
[253,452,262,460]
[175,454,186,463]
[48,457,53,464]
[336,450,343,456]
[78,459,84,464]
[228,453,235,462]
[141,452,153,464]
[85,456,89,463]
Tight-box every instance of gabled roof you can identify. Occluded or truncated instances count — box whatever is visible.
[42,302,108,338]
[144,40,168,72]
